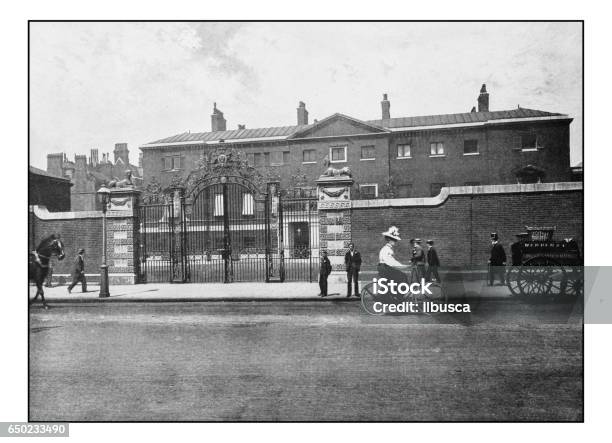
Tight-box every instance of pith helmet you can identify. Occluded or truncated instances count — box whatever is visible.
[382,226,401,241]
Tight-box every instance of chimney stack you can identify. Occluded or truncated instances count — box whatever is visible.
[47,153,64,178]
[75,154,87,170]
[381,93,390,120]
[477,84,489,112]
[114,143,129,164]
[211,102,227,132]
[90,148,99,167]
[297,101,309,125]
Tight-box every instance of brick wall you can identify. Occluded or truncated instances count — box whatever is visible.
[351,183,583,269]
[29,209,104,274]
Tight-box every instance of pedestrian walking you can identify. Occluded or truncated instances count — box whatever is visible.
[488,233,506,285]
[425,240,441,283]
[318,250,332,297]
[344,242,362,298]
[67,248,87,293]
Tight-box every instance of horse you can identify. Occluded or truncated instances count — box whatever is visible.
[29,234,65,308]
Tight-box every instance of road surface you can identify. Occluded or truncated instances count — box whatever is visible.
[29,299,582,421]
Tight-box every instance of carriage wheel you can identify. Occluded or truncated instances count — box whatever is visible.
[423,282,447,303]
[506,266,521,296]
[518,257,566,298]
[562,267,583,298]
[360,282,384,315]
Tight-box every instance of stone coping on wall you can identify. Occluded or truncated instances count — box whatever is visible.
[30,205,135,220]
[351,181,583,209]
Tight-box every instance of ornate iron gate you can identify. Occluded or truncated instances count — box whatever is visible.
[138,178,318,283]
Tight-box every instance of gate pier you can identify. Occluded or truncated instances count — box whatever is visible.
[107,187,141,284]
[316,175,354,281]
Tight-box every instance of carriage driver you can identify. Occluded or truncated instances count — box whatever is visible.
[378,226,409,285]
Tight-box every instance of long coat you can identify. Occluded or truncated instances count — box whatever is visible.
[320,257,332,277]
[490,242,507,266]
[427,247,440,267]
[71,254,85,279]
[344,250,362,272]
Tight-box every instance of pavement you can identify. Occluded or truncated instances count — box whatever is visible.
[30,278,514,303]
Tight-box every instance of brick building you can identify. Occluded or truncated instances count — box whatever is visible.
[140,85,574,198]
[29,166,72,212]
[47,143,142,211]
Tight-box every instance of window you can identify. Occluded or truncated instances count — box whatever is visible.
[253,153,263,167]
[521,133,540,151]
[360,145,376,160]
[430,183,446,197]
[264,152,271,166]
[359,184,378,199]
[463,140,479,155]
[464,181,481,187]
[330,146,347,163]
[397,144,411,158]
[242,193,254,216]
[303,149,316,163]
[214,193,224,216]
[283,151,290,164]
[271,151,283,166]
[397,184,412,198]
[162,155,182,171]
[246,153,255,166]
[430,142,445,156]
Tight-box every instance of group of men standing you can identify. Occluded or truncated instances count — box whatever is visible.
[318,239,442,298]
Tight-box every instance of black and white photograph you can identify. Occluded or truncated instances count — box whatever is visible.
[24,20,587,424]
[2,3,610,436]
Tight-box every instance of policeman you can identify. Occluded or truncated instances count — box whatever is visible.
[318,250,332,297]
[488,233,507,286]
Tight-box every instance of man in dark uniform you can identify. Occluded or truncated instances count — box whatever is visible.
[489,233,507,285]
[411,238,426,280]
[511,232,528,266]
[425,240,441,283]
[318,250,332,297]
[67,248,87,293]
[344,242,362,298]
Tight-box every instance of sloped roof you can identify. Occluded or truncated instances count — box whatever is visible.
[366,108,566,128]
[29,166,71,182]
[143,108,569,147]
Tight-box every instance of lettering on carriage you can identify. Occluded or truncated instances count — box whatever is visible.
[114,231,128,240]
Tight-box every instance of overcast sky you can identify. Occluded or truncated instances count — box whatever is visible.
[29,22,582,169]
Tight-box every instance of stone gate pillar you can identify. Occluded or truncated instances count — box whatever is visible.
[316,175,354,281]
[107,187,141,284]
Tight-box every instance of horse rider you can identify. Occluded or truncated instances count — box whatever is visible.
[378,226,408,285]
[68,248,87,293]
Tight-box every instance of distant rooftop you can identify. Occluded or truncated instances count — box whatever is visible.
[29,166,71,182]
[143,107,569,147]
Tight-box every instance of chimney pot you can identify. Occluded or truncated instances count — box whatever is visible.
[297,101,309,125]
[238,124,246,130]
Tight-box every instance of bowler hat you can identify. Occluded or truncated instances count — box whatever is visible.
[426,240,434,245]
[78,248,85,254]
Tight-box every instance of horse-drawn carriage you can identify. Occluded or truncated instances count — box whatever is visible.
[506,226,583,298]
